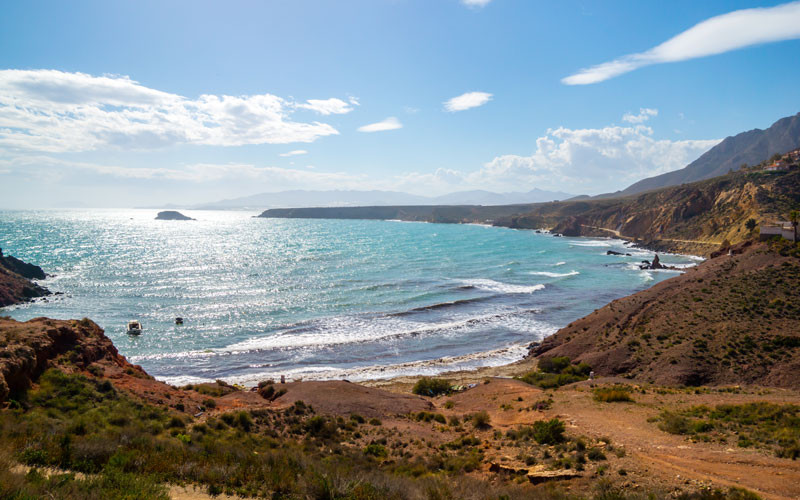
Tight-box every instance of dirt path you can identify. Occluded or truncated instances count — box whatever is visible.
[549,384,800,500]
[579,224,721,246]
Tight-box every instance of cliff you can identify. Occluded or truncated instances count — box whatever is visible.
[0,249,50,307]
[0,317,132,402]
[260,168,800,256]
[531,241,800,388]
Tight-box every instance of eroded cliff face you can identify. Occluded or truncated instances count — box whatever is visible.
[531,241,800,388]
[0,317,138,402]
[0,250,50,307]
[542,170,800,255]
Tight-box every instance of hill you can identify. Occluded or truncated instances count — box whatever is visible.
[615,112,800,197]
[196,187,573,210]
[261,167,800,256]
[530,240,800,388]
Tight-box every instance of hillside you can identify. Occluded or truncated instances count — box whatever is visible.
[3,316,799,499]
[261,168,800,256]
[531,240,800,388]
[616,112,800,197]
[527,168,800,255]
[196,187,573,210]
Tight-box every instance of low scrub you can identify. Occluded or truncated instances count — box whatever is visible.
[411,377,452,397]
[518,356,591,389]
[593,386,634,403]
[657,402,800,459]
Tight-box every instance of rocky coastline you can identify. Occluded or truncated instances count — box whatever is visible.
[0,249,50,307]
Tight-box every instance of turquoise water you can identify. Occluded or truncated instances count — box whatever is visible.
[0,209,700,385]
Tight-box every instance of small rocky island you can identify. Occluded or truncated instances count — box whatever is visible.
[155,210,194,221]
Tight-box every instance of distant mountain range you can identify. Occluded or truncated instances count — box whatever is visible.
[191,188,575,210]
[608,111,800,197]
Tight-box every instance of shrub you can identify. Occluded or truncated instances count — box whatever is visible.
[411,377,452,397]
[364,443,388,458]
[531,419,565,444]
[658,412,691,435]
[471,411,491,430]
[593,387,633,403]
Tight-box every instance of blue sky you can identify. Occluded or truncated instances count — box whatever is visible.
[1,0,800,207]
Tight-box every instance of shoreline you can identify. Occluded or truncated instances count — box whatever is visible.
[2,215,704,389]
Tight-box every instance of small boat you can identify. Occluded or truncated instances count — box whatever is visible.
[175,317,184,325]
[126,320,142,335]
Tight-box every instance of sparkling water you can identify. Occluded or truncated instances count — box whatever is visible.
[0,209,701,385]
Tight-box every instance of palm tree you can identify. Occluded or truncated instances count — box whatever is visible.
[790,210,799,242]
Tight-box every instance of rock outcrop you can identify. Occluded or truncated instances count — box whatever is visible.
[0,249,50,307]
[155,210,194,220]
[0,317,132,402]
[531,241,800,388]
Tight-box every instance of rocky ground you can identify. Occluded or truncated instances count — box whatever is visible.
[1,316,799,499]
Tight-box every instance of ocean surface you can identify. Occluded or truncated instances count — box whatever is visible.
[0,209,701,386]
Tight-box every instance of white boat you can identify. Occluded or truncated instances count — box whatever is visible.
[127,320,142,335]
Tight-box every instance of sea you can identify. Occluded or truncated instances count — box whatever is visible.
[0,209,702,386]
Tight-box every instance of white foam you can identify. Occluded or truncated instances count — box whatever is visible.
[130,308,551,361]
[553,261,566,266]
[529,270,579,278]
[460,278,545,294]
[639,271,654,282]
[157,342,540,386]
[570,240,612,247]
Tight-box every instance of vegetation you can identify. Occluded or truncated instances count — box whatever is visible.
[656,402,800,459]
[517,356,591,389]
[593,386,634,403]
[411,377,452,397]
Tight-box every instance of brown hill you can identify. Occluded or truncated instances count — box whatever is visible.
[0,249,49,307]
[530,240,800,388]
[500,168,800,255]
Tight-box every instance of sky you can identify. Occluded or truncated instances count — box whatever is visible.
[1,0,800,208]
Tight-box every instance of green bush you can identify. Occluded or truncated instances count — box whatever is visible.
[471,411,491,430]
[593,387,633,403]
[518,357,591,389]
[531,418,565,444]
[411,377,452,397]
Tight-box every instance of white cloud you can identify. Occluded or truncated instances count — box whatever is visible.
[622,108,658,123]
[295,97,356,115]
[357,116,403,133]
[279,150,308,157]
[563,1,800,85]
[472,124,719,193]
[461,0,492,8]
[443,91,492,112]
[0,69,345,152]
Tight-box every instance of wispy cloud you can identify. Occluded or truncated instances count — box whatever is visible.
[357,116,402,133]
[295,97,357,115]
[279,150,308,157]
[563,1,800,85]
[461,0,492,8]
[0,155,364,187]
[0,69,345,152]
[622,108,658,124]
[444,91,493,112]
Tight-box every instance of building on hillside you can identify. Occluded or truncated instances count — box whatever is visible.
[765,159,789,171]
[759,221,797,241]
[787,148,800,162]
